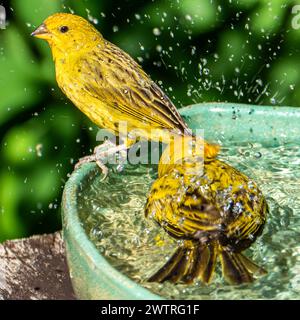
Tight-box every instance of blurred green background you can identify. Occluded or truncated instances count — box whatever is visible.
[0,0,299,242]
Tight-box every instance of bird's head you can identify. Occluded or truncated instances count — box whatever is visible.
[31,13,104,55]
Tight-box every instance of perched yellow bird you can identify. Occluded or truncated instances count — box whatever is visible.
[145,139,268,285]
[31,13,219,174]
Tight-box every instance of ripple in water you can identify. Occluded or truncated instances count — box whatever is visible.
[77,143,300,299]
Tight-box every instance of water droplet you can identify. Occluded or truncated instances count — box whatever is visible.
[35,144,43,157]
[255,152,262,158]
[156,45,162,52]
[153,27,161,36]
[203,68,209,75]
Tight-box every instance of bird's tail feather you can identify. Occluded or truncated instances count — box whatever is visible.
[220,250,267,285]
[148,242,217,284]
[148,241,266,285]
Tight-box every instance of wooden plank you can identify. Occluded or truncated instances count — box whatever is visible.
[0,231,76,300]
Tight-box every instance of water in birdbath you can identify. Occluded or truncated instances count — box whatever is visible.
[77,142,300,299]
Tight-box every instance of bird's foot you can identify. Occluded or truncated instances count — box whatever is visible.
[75,140,128,180]
[75,152,109,180]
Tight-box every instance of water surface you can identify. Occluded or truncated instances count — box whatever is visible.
[78,142,300,299]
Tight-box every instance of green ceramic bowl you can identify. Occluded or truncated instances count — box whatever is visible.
[62,102,300,300]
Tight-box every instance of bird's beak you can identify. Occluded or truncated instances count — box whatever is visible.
[31,23,50,39]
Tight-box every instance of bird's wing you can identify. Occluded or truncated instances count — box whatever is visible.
[225,191,267,241]
[80,42,190,133]
[205,161,267,242]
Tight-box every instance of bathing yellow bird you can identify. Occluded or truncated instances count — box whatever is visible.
[145,139,268,285]
[31,13,219,174]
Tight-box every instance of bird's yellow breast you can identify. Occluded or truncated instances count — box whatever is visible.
[54,54,117,133]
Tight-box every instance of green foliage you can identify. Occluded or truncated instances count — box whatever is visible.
[0,0,299,241]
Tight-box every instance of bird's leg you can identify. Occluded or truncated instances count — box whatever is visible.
[75,140,129,179]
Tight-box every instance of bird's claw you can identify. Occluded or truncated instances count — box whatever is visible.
[74,140,128,180]
[96,160,109,181]
[74,153,109,180]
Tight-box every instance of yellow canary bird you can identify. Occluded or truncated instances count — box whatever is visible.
[31,13,219,175]
[145,138,268,285]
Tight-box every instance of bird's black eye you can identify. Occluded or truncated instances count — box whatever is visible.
[59,26,69,33]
